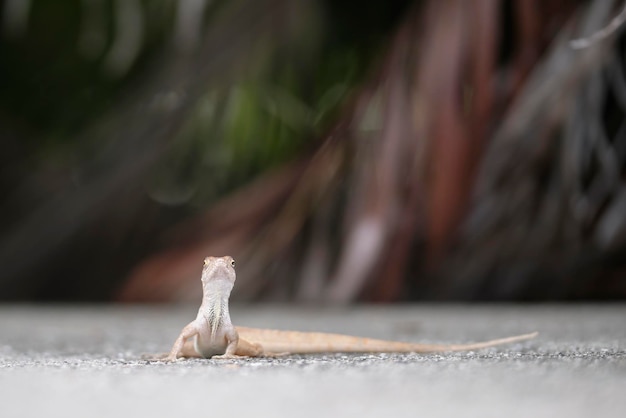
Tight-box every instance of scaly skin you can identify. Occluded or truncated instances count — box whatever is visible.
[164,256,537,360]
[166,256,262,361]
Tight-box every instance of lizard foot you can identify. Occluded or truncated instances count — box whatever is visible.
[163,354,184,362]
[262,351,291,358]
[212,354,246,359]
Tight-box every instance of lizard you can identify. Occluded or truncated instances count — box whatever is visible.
[161,256,538,361]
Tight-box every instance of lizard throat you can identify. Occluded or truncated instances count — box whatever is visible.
[200,280,233,340]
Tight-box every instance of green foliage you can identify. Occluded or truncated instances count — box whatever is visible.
[0,0,400,206]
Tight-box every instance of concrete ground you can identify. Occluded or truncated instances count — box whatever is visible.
[0,304,624,418]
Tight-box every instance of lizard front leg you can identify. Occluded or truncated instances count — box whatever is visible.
[166,320,200,361]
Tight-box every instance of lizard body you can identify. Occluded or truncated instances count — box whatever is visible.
[165,256,262,360]
[164,256,537,360]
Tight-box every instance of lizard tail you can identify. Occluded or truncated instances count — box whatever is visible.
[236,327,538,354]
[412,332,539,353]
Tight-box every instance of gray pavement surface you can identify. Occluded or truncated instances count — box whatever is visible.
[0,304,624,418]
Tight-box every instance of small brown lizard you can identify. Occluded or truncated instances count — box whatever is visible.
[162,256,537,360]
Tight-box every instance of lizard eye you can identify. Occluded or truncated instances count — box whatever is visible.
[231,260,235,268]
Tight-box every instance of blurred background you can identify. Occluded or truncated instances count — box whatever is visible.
[1,0,625,303]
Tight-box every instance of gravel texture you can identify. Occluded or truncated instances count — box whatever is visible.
[0,304,624,418]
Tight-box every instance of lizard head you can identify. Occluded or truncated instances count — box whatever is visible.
[201,256,236,285]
